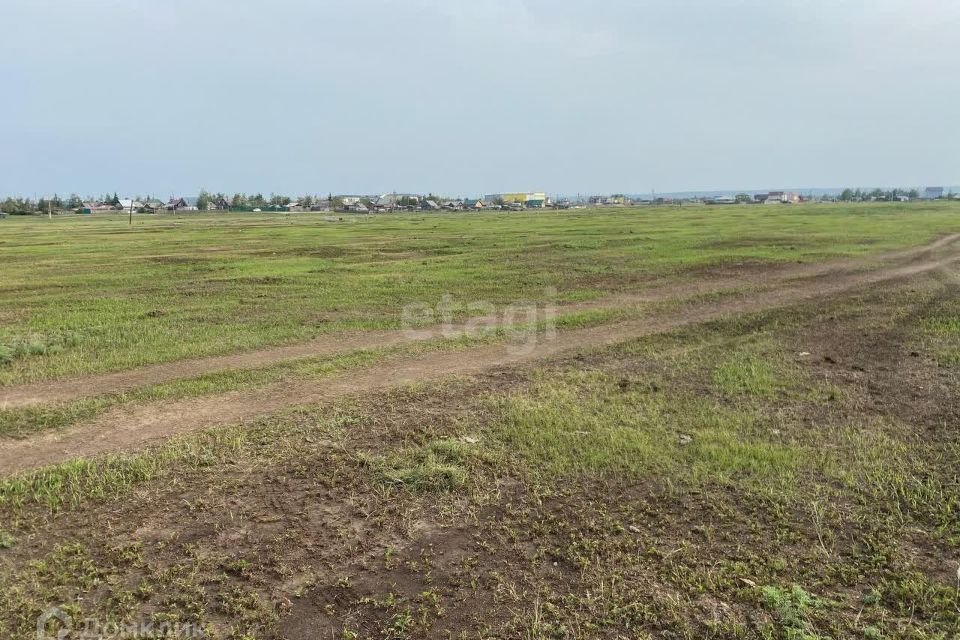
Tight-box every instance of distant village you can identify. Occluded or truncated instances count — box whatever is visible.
[0,187,956,217]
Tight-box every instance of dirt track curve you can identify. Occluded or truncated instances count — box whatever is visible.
[2,232,959,475]
[3,232,959,411]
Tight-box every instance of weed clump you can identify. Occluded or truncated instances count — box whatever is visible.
[363,439,477,493]
[0,331,80,366]
[761,584,823,639]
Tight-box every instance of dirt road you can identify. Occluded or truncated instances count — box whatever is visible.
[2,235,958,475]
[2,233,958,410]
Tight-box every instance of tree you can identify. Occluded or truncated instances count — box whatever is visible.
[2,198,33,214]
[67,194,83,209]
[231,193,248,209]
[111,193,120,206]
[196,189,211,212]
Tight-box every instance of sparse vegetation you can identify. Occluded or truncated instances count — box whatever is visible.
[2,204,960,637]
[1,203,958,385]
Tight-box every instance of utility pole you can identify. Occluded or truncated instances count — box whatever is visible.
[48,199,52,220]
[129,198,133,226]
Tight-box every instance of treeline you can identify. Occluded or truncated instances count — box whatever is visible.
[1,195,87,214]
[0,191,335,214]
[837,188,920,201]
[201,191,336,209]
[1,193,127,214]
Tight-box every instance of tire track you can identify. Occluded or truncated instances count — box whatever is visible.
[2,233,958,409]
[2,244,958,475]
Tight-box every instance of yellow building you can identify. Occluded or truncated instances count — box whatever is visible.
[487,192,548,207]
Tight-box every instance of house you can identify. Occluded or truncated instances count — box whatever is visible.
[485,192,547,208]
[373,194,399,210]
[117,199,144,211]
[285,202,305,212]
[212,196,230,211]
[463,199,485,210]
[373,193,420,211]
[167,197,189,211]
[421,200,441,211]
[339,196,364,206]
[81,201,114,213]
[764,191,800,204]
[441,200,465,210]
[708,195,737,205]
[142,199,165,213]
[310,200,332,212]
[167,197,204,211]
[924,187,945,200]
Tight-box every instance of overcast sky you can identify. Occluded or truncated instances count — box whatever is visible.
[1,0,957,198]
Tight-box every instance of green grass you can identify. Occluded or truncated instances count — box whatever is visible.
[760,584,824,639]
[3,276,960,638]
[914,291,960,366]
[0,405,360,513]
[0,305,633,439]
[713,352,781,397]
[0,430,244,511]
[5,206,960,638]
[1,202,958,385]
[362,439,479,493]
[490,369,805,495]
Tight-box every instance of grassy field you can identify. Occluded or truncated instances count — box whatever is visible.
[2,203,960,639]
[1,202,959,385]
